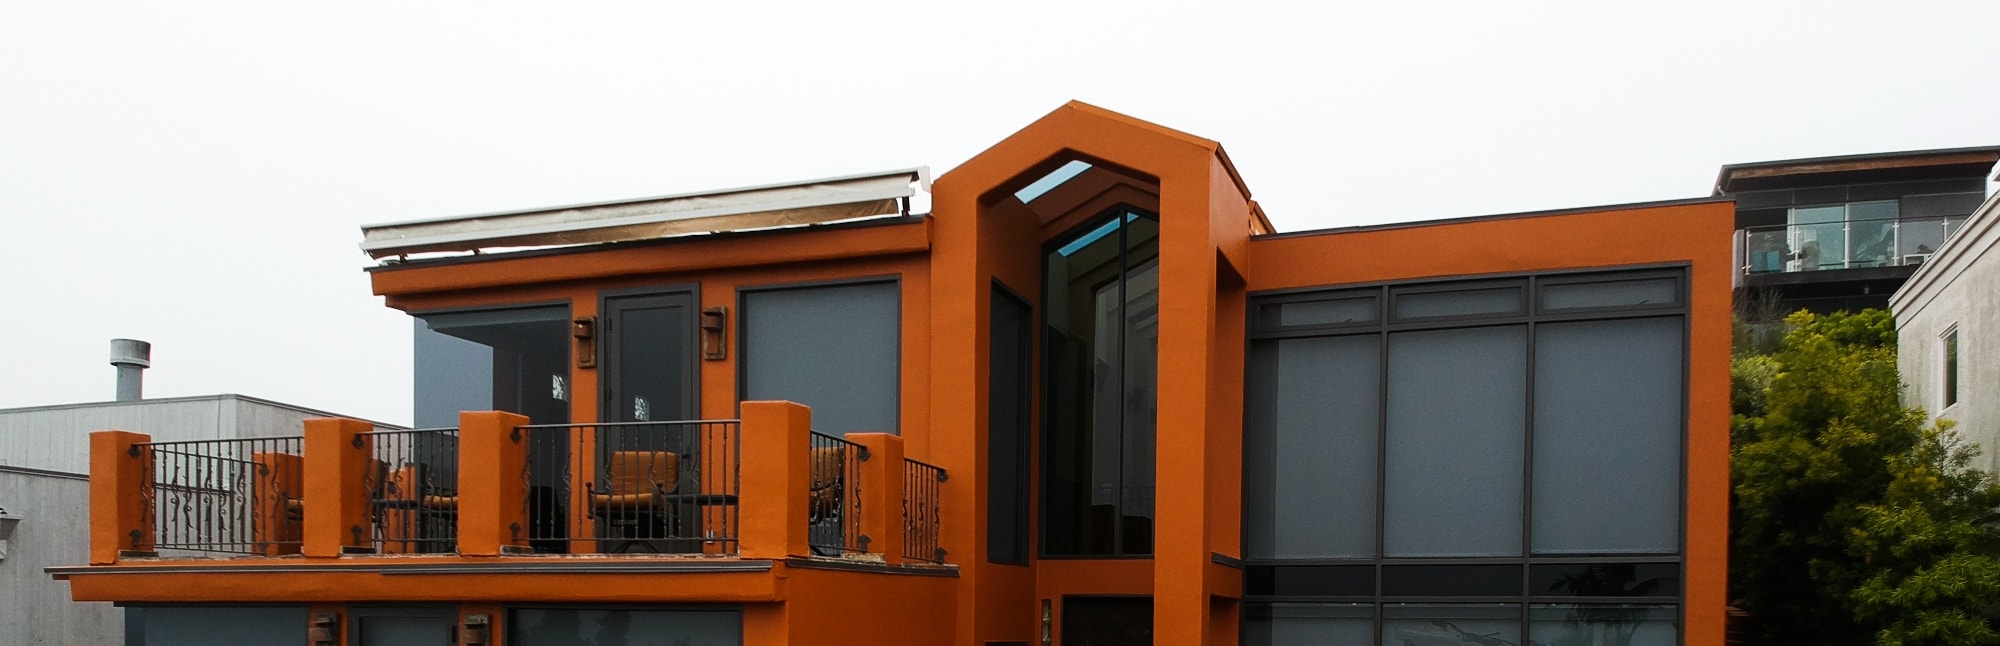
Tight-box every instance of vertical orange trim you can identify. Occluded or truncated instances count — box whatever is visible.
[850,432,906,566]
[740,401,811,559]
[304,418,374,557]
[458,411,531,556]
[89,430,152,564]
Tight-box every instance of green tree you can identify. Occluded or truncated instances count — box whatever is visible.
[1732,309,2000,645]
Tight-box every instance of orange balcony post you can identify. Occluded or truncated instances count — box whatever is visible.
[458,411,531,556]
[252,452,305,555]
[89,430,152,565]
[848,432,905,566]
[303,418,375,557]
[740,401,811,560]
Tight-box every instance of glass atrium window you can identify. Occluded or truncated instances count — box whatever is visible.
[413,305,572,427]
[1043,207,1160,556]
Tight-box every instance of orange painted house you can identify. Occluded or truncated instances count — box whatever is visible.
[56,102,1732,646]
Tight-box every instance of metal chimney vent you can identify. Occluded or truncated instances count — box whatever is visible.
[110,339,150,402]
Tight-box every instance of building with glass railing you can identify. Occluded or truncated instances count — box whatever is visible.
[53,103,1735,646]
[1720,147,1998,322]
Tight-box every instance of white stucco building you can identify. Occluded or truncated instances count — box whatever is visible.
[1893,189,1999,469]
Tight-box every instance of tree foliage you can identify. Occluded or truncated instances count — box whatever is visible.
[1732,309,2000,645]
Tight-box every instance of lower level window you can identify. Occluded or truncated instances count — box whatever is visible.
[509,607,740,646]
[1245,603,1678,645]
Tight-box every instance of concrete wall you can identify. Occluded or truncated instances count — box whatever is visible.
[1894,192,2000,471]
[0,470,123,645]
[0,394,403,474]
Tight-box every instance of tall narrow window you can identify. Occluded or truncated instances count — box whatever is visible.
[1944,327,1960,408]
[1043,207,1160,556]
[989,285,1034,564]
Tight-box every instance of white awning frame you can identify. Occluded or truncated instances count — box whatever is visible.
[359,167,930,259]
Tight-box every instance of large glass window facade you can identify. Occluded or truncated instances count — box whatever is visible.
[1243,269,1688,644]
[414,305,573,427]
[1042,207,1160,556]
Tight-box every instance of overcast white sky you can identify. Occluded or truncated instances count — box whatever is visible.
[3,2,1996,425]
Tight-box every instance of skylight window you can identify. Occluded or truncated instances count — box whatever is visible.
[1013,160,1093,203]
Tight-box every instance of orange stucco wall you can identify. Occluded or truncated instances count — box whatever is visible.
[64,102,1730,646]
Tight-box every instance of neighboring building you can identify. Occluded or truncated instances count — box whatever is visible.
[54,103,1735,646]
[1893,190,2000,470]
[1719,146,1998,324]
[2,392,399,645]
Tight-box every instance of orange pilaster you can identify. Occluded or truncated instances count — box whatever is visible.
[88,430,152,565]
[253,452,305,555]
[458,411,530,556]
[304,417,375,557]
[849,432,905,566]
[740,401,810,560]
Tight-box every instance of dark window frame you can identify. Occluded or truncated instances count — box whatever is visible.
[989,281,1035,566]
[734,275,904,435]
[1241,265,1692,645]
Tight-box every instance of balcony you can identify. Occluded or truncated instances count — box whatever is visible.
[85,401,947,568]
[1735,215,1965,279]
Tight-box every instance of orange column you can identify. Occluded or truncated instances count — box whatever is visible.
[304,418,375,557]
[88,430,153,565]
[458,411,531,556]
[849,432,905,566]
[740,401,810,560]
[252,452,305,556]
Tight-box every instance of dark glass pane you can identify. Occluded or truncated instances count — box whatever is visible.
[1384,326,1526,557]
[1382,564,1522,597]
[1244,603,1373,645]
[741,281,900,436]
[358,616,454,646]
[1532,317,1683,555]
[140,607,308,645]
[1247,565,1376,597]
[1266,297,1378,328]
[508,608,740,646]
[1245,336,1380,559]
[989,288,1034,564]
[1795,186,1847,205]
[1902,192,1984,219]
[1392,286,1524,320]
[1945,331,1960,407]
[606,294,692,424]
[1540,279,1678,311]
[1530,605,1678,646]
[1062,597,1152,646]
[1382,605,1519,646]
[1732,190,1792,210]
[415,306,571,427]
[1530,563,1681,597]
[1043,209,1159,556]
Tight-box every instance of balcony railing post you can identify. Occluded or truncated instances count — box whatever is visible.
[848,433,904,565]
[458,411,530,557]
[89,430,152,565]
[251,452,304,555]
[740,401,811,560]
[303,418,374,557]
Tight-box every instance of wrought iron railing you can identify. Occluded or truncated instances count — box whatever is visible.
[1737,215,1966,276]
[358,428,459,553]
[139,436,305,555]
[519,420,739,555]
[902,458,947,564]
[807,431,867,557]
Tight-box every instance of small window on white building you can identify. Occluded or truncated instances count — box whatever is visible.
[1943,327,1961,409]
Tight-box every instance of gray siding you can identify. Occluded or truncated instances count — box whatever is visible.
[1894,192,2000,472]
[0,471,123,645]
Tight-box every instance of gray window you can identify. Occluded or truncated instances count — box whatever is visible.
[1944,327,1961,408]
[1385,327,1527,557]
[1246,335,1381,559]
[509,608,740,646]
[740,280,900,436]
[414,305,572,427]
[1530,605,1679,646]
[136,606,307,645]
[1243,603,1372,645]
[1532,317,1684,554]
[1383,605,1520,646]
